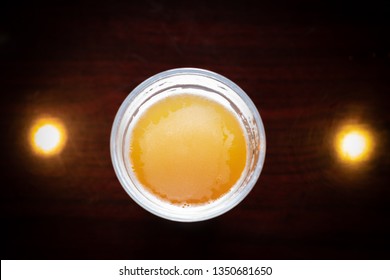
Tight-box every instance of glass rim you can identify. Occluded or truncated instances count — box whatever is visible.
[110,67,266,222]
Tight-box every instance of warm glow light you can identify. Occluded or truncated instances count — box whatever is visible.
[335,125,374,163]
[34,124,61,152]
[341,132,366,159]
[30,118,67,156]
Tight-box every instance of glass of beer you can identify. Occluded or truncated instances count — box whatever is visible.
[111,68,266,222]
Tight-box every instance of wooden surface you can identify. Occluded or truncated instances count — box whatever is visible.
[1,0,390,259]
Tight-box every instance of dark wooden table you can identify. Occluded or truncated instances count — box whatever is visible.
[1,0,390,259]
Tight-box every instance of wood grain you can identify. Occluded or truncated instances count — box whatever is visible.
[1,0,390,259]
